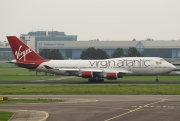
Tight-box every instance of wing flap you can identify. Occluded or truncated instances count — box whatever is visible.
[103,69,132,74]
[55,68,103,72]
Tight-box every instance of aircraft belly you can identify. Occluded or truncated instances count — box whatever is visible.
[130,68,153,75]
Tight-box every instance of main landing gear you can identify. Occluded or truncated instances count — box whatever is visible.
[88,78,104,83]
[155,75,159,82]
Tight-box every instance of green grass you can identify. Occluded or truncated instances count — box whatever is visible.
[0,62,61,81]
[0,84,179,95]
[0,68,60,81]
[60,75,180,83]
[0,68,33,75]
[0,74,59,81]
[0,111,13,121]
[0,61,180,95]
[0,99,64,104]
[0,61,15,68]
[118,75,180,82]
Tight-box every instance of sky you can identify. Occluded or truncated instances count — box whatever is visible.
[0,0,180,41]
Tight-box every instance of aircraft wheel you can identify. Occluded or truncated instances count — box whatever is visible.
[155,75,159,82]
[88,78,93,83]
[100,79,104,83]
[155,79,159,82]
[88,78,97,83]
[97,78,104,83]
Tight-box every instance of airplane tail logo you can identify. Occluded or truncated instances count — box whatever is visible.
[15,45,32,61]
[7,36,45,62]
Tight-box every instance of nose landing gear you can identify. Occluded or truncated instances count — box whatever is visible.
[155,75,159,82]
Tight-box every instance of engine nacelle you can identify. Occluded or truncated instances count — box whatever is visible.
[106,73,117,79]
[81,71,93,78]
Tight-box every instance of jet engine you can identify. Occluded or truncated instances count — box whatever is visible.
[81,71,93,78]
[106,73,118,79]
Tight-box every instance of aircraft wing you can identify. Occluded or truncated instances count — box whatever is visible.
[55,68,103,73]
[102,69,132,74]
[54,68,131,75]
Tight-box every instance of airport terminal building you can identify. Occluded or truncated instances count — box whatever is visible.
[0,31,180,61]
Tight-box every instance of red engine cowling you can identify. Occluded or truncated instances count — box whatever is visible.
[81,71,93,78]
[106,73,117,79]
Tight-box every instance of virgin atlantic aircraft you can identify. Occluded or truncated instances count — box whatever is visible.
[7,36,176,83]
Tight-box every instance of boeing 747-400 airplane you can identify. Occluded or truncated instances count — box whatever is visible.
[7,36,176,83]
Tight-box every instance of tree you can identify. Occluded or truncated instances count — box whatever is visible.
[96,49,109,59]
[111,48,124,58]
[48,49,63,60]
[80,47,109,59]
[126,47,141,57]
[39,49,51,59]
[80,47,96,59]
[39,49,63,59]
[132,38,136,41]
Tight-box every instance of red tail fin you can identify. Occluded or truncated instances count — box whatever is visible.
[7,36,45,62]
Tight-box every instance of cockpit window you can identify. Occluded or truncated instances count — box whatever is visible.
[160,59,165,61]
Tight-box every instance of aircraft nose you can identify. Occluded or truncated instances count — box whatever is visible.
[170,63,176,70]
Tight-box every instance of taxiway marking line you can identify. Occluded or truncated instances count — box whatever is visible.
[39,110,49,121]
[105,99,166,121]
[0,109,49,121]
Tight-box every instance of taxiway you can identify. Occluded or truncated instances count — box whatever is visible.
[0,95,180,121]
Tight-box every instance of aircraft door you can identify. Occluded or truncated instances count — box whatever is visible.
[74,64,79,69]
[150,61,155,74]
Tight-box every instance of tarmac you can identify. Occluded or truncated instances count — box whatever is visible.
[0,95,180,121]
[1,109,48,121]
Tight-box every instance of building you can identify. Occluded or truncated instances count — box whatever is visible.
[0,31,180,61]
[20,31,77,52]
[0,41,13,61]
[20,31,180,60]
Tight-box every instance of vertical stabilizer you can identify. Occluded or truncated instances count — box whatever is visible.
[7,36,45,62]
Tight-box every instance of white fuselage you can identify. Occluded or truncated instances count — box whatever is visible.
[36,57,175,76]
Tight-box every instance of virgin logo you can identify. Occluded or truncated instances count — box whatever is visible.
[15,45,32,61]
